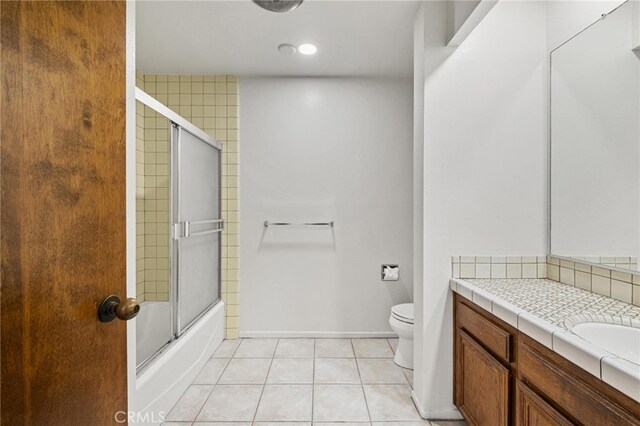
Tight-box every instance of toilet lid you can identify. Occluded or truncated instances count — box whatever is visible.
[391,303,414,323]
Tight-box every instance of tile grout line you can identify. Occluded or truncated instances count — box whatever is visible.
[250,338,277,423]
[184,380,215,423]
[190,339,238,422]
[229,338,241,358]
[385,337,395,354]
[351,339,372,423]
[213,340,239,385]
[164,378,210,423]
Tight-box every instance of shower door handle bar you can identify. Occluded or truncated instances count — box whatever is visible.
[186,228,224,237]
[188,219,224,225]
[176,219,224,239]
[264,220,334,228]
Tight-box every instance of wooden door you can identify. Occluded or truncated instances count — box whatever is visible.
[455,329,510,426]
[1,1,128,425]
[515,380,574,426]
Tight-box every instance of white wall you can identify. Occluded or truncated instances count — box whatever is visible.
[413,1,548,418]
[551,1,639,258]
[239,77,413,336]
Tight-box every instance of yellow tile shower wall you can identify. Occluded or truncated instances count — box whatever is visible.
[141,73,240,339]
[142,104,170,302]
[137,70,170,303]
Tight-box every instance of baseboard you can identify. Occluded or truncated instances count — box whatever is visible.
[411,390,463,420]
[240,330,398,338]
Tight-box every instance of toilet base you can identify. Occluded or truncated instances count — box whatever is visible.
[393,337,413,369]
[389,313,414,370]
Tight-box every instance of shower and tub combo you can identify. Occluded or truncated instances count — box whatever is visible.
[133,88,225,416]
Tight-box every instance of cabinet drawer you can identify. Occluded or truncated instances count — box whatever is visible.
[456,329,510,426]
[516,380,573,426]
[457,300,512,363]
[519,339,640,426]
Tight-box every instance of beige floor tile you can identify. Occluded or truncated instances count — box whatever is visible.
[218,358,271,384]
[352,339,394,358]
[315,339,354,358]
[160,422,193,426]
[313,423,371,426]
[165,385,213,421]
[234,338,278,358]
[196,385,263,421]
[212,339,240,358]
[363,385,421,421]
[314,358,360,384]
[274,339,315,358]
[372,422,429,426]
[429,421,468,426]
[193,358,229,384]
[357,359,408,384]
[267,358,314,384]
[313,385,370,422]
[254,385,313,421]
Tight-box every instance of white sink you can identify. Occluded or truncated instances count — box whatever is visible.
[570,322,640,365]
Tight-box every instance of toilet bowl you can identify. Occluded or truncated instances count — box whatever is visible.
[389,303,414,369]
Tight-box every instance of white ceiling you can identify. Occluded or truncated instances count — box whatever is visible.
[136,0,419,77]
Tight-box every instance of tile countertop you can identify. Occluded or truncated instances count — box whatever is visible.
[449,277,640,402]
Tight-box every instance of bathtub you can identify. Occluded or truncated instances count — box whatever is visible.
[134,300,225,423]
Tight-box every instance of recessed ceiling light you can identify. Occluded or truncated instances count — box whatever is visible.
[277,43,297,55]
[298,43,317,55]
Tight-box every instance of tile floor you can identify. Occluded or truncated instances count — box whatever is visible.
[163,338,468,426]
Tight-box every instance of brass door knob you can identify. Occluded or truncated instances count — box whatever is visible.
[98,295,140,322]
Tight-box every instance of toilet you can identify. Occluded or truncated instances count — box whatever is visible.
[389,303,414,369]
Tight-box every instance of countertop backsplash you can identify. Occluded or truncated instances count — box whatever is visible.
[452,255,640,307]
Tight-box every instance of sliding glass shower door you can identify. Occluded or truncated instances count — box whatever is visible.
[172,125,222,333]
[136,87,222,371]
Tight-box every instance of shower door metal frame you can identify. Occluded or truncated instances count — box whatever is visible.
[135,88,222,373]
[136,88,221,151]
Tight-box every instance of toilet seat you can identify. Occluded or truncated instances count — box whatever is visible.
[391,303,414,324]
[391,315,413,325]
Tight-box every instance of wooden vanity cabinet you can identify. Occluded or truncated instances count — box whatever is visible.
[453,293,640,426]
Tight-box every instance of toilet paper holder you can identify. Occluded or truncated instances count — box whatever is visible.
[381,264,399,281]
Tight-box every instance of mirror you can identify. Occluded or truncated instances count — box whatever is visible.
[551,1,640,270]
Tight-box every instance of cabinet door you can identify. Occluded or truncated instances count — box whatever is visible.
[455,329,510,426]
[516,380,574,426]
